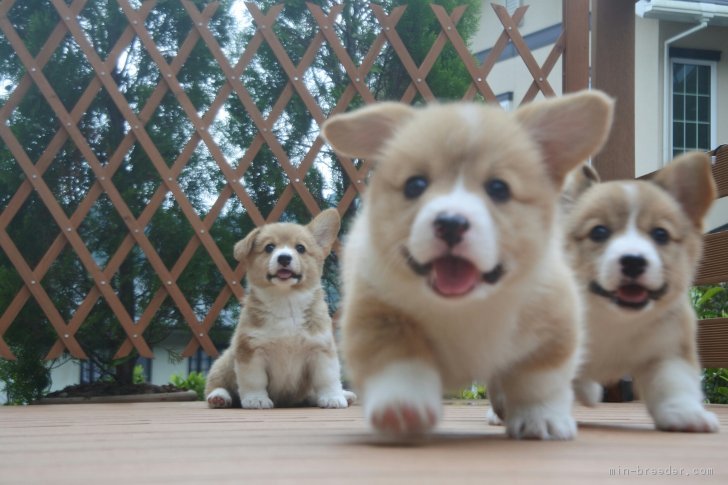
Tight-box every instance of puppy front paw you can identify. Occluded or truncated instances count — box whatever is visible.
[240,393,274,409]
[317,393,349,409]
[486,406,503,426]
[506,408,577,440]
[343,390,357,405]
[653,400,719,433]
[369,401,439,435]
[363,361,442,436]
[574,379,603,407]
[206,388,233,409]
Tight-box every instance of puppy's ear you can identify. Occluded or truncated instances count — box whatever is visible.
[515,90,614,187]
[562,163,601,208]
[321,103,414,159]
[652,151,716,228]
[233,228,260,262]
[307,208,341,254]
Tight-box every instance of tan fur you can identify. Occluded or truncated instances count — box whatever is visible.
[565,152,719,432]
[204,209,355,409]
[323,91,614,439]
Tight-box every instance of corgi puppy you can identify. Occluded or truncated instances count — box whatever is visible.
[205,209,355,409]
[565,152,719,432]
[322,91,614,439]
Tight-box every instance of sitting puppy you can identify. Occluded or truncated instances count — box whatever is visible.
[565,152,719,432]
[322,91,614,439]
[205,208,355,409]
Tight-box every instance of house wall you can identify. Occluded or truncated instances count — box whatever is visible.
[471,0,563,106]
[635,15,662,177]
[46,333,191,394]
[635,17,728,230]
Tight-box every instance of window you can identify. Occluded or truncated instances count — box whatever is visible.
[497,91,514,111]
[671,56,717,158]
[79,360,103,384]
[79,357,152,383]
[188,348,215,375]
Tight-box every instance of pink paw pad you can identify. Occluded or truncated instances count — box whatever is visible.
[371,404,437,435]
[207,395,229,409]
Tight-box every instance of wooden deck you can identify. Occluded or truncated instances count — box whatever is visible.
[1,401,726,484]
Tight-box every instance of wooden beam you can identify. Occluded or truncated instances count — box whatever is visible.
[562,0,590,93]
[591,0,636,181]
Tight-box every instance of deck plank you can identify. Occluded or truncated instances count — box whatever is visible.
[0,401,726,484]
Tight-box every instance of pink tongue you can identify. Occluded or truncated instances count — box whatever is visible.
[617,284,648,303]
[277,269,293,280]
[432,257,479,297]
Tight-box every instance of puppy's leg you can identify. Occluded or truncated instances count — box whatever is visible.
[635,358,719,433]
[485,378,505,426]
[500,364,578,440]
[235,352,274,409]
[310,347,349,409]
[573,378,603,407]
[345,302,441,436]
[363,360,442,436]
[204,349,236,409]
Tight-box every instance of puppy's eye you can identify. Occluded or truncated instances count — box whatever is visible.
[295,244,306,254]
[404,176,428,199]
[650,227,670,245]
[264,243,275,253]
[588,225,611,242]
[485,178,510,203]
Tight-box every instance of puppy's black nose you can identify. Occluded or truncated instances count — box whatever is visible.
[277,254,292,267]
[434,213,469,247]
[620,254,647,278]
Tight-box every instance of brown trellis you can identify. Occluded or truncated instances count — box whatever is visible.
[0,1,591,362]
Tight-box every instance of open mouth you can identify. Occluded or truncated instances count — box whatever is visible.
[589,281,668,310]
[267,269,302,282]
[404,248,504,297]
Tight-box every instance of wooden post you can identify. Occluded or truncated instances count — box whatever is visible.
[591,0,636,181]
[562,0,590,93]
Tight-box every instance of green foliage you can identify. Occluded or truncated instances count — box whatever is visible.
[169,371,206,401]
[458,382,487,400]
[0,344,50,405]
[691,284,728,319]
[132,364,147,385]
[703,368,728,404]
[692,284,728,403]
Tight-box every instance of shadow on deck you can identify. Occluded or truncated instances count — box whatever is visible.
[1,401,726,484]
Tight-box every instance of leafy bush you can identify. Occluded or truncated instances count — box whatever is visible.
[170,372,206,401]
[0,344,50,405]
[703,368,728,404]
[458,382,487,400]
[692,284,728,403]
[691,284,728,319]
[133,364,146,385]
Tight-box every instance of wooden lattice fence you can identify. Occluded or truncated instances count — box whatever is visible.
[0,0,591,362]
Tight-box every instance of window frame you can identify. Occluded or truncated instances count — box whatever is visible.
[669,56,717,158]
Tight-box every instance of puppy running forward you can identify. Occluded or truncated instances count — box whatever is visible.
[322,91,614,439]
[565,152,719,432]
[205,209,355,409]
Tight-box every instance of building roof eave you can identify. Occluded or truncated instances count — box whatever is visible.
[636,0,728,26]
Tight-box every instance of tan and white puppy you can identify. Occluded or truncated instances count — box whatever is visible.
[565,152,719,432]
[205,209,355,409]
[322,91,614,439]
